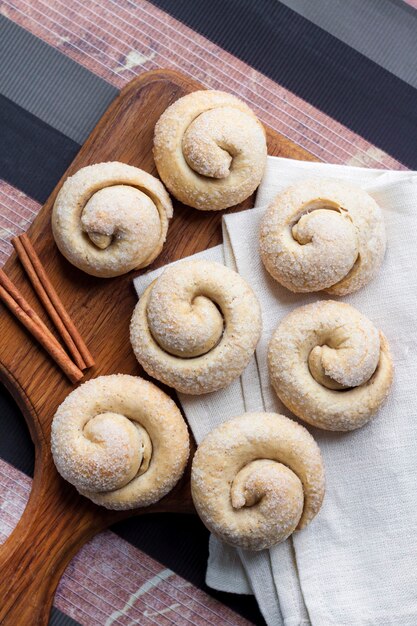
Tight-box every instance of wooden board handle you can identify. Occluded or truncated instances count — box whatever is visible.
[0,451,104,625]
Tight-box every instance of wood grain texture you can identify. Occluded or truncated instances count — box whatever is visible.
[0,69,315,625]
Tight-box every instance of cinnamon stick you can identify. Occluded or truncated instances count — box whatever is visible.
[0,270,83,384]
[12,234,94,369]
[12,237,86,370]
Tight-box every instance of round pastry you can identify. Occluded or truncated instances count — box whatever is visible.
[52,162,173,277]
[259,178,386,295]
[268,301,393,431]
[51,375,190,509]
[130,260,262,394]
[191,412,325,551]
[153,90,267,211]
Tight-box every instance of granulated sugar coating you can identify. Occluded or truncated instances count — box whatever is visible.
[153,90,267,211]
[268,301,394,431]
[191,412,325,551]
[130,260,262,394]
[51,374,189,510]
[52,162,173,277]
[260,178,386,295]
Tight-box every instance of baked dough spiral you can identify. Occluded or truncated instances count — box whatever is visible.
[130,260,262,394]
[191,412,325,551]
[51,375,190,509]
[153,90,267,211]
[52,162,173,277]
[259,179,386,295]
[268,301,393,431]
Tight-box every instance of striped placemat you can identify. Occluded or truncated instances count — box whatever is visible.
[0,2,416,624]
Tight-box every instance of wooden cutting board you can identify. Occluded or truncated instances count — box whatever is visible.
[0,69,315,625]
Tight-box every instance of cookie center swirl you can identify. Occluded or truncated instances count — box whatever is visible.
[307,320,380,390]
[231,459,304,535]
[81,411,152,492]
[81,184,160,252]
[147,288,224,358]
[288,201,359,289]
[181,106,259,180]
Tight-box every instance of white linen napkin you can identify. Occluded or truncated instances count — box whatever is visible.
[220,156,417,626]
[134,156,417,625]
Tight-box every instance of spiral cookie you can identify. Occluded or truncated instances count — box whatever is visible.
[259,179,386,295]
[268,301,393,431]
[52,162,173,277]
[51,375,189,509]
[191,412,325,551]
[153,90,267,211]
[130,260,262,394]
